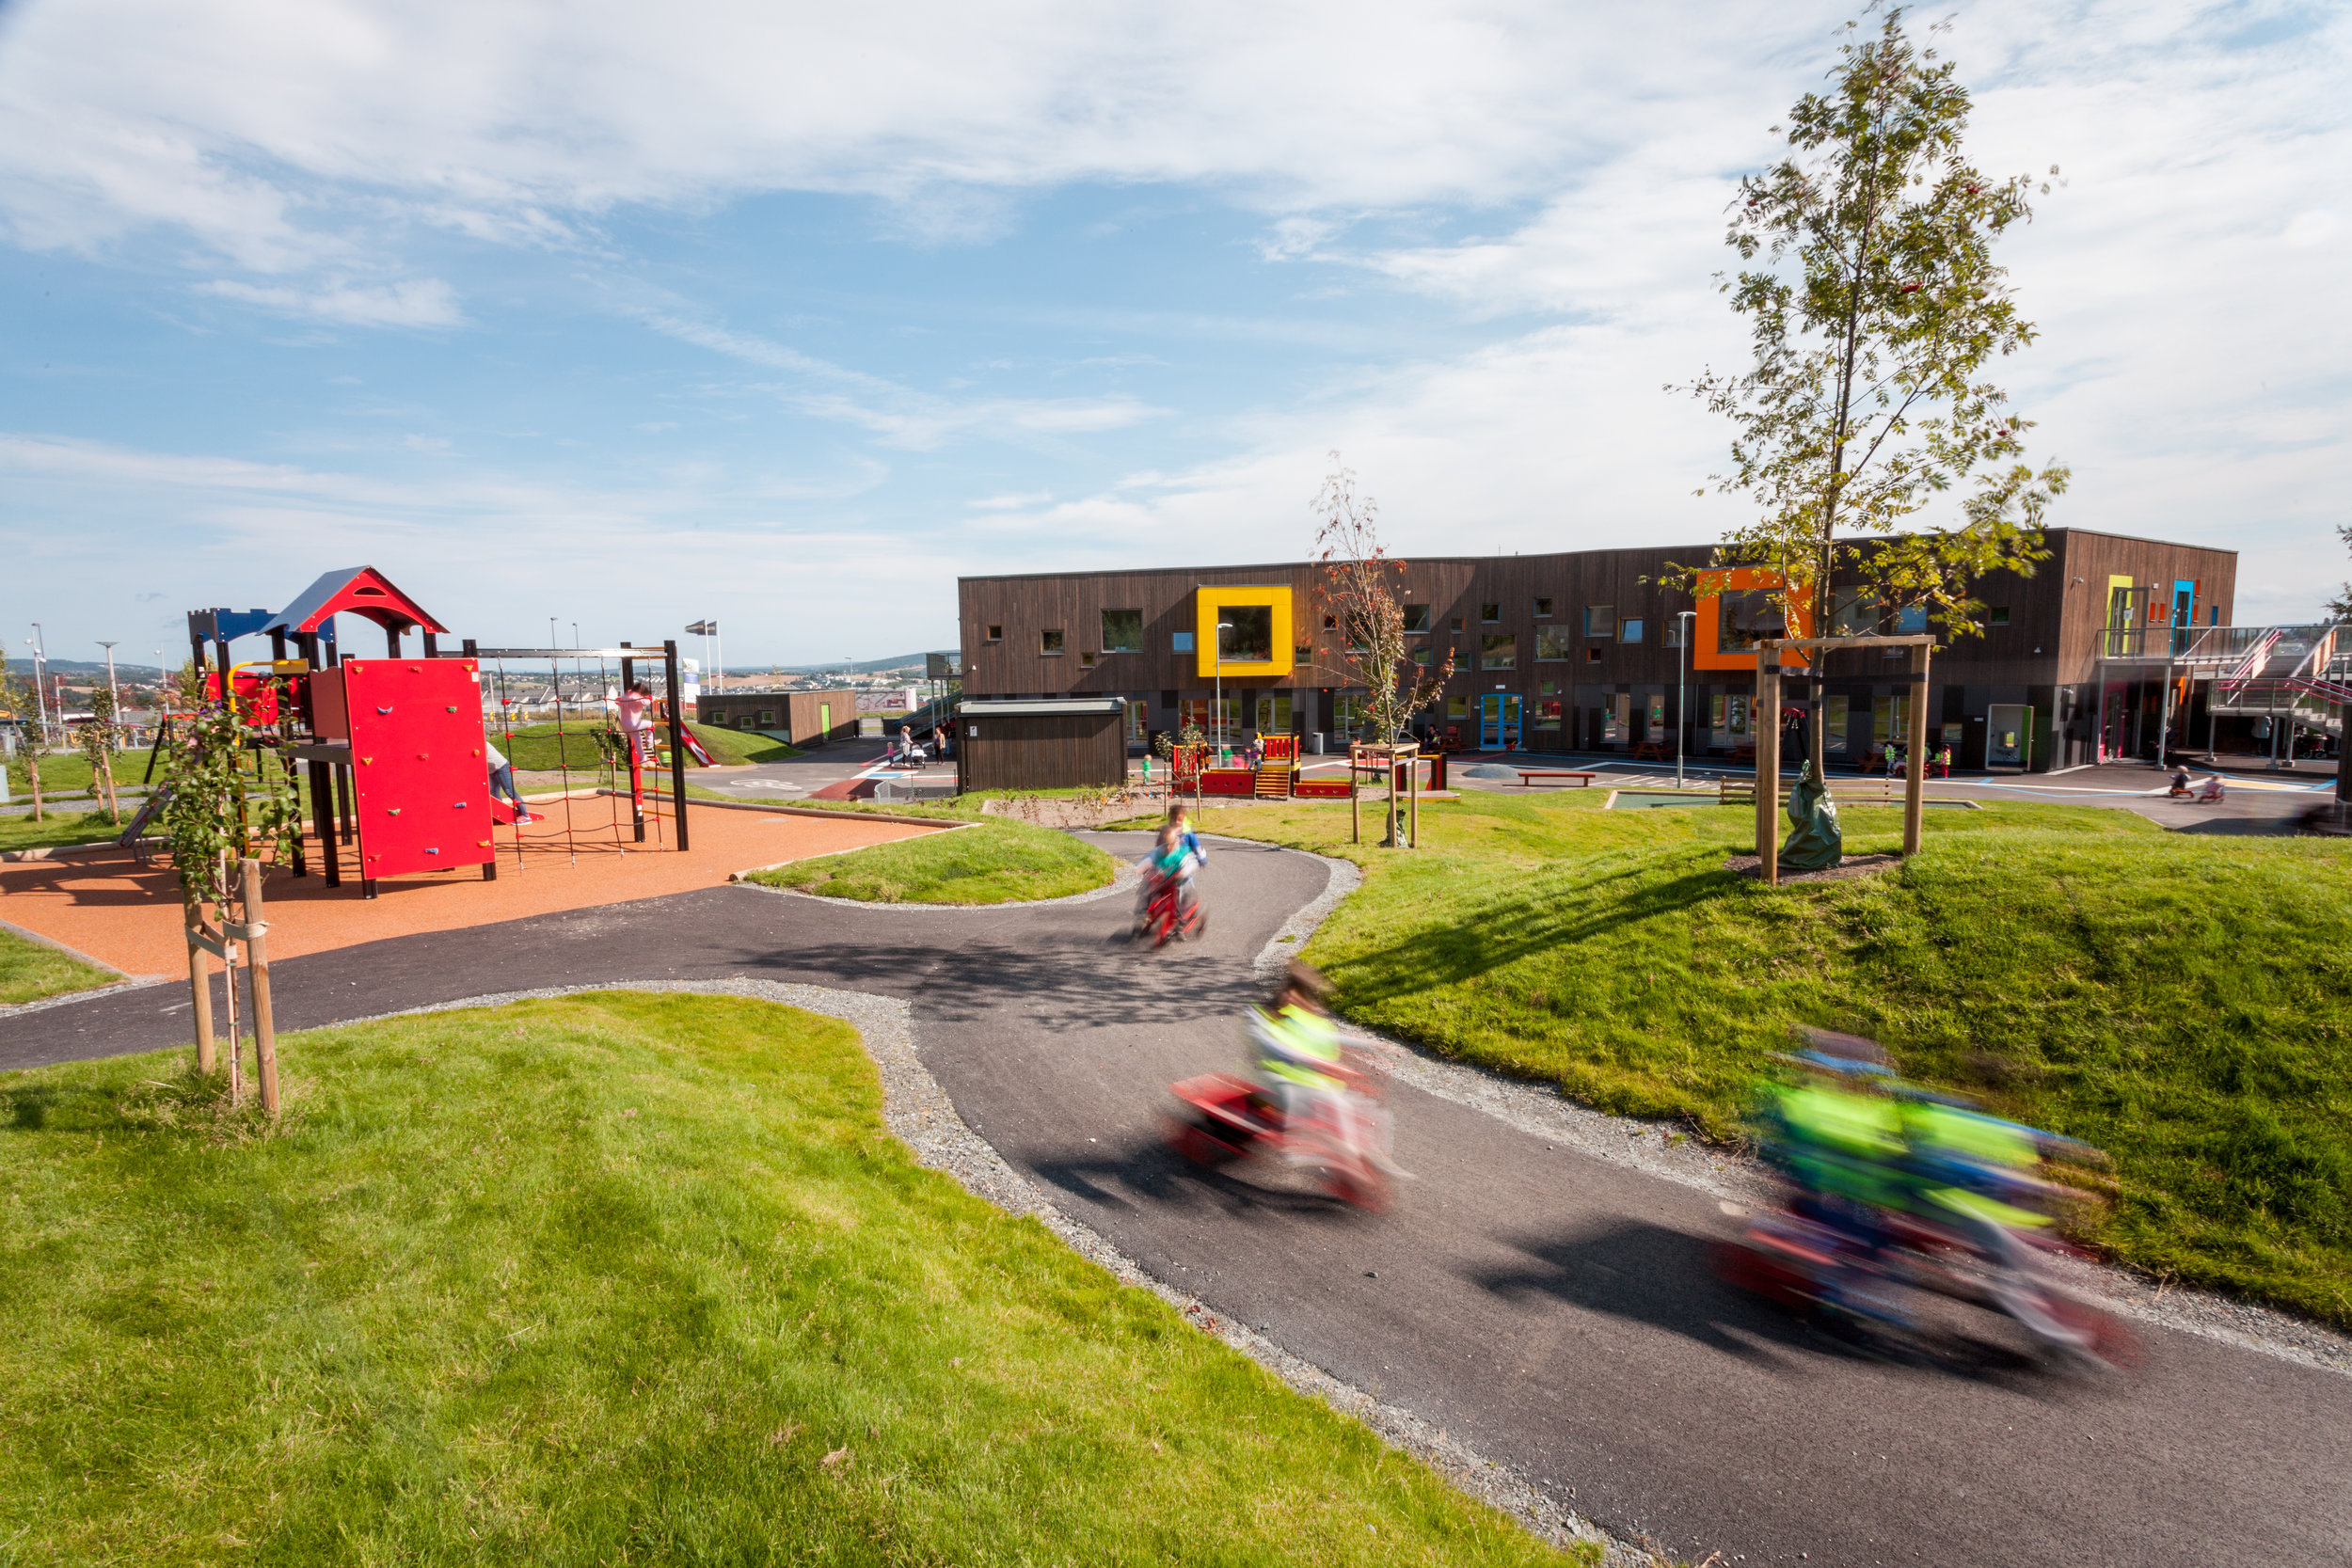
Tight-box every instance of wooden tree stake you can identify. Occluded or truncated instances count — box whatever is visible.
[241,858,280,1118]
[1904,641,1931,856]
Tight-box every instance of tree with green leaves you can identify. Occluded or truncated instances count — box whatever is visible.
[76,685,123,826]
[1308,456,1454,847]
[1,667,44,822]
[1675,8,2068,769]
[2325,523,2352,622]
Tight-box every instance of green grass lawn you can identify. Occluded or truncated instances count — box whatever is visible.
[0,807,140,854]
[749,817,1117,904]
[0,927,122,1006]
[489,719,801,772]
[7,745,167,802]
[1205,793,2352,1328]
[0,992,1565,1566]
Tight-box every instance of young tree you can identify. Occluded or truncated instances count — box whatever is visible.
[77,685,122,826]
[1,668,43,822]
[1308,456,1454,847]
[1675,8,2068,769]
[2325,523,2352,622]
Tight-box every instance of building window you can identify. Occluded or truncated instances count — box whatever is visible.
[1584,646,1602,664]
[1535,629,1571,662]
[1127,700,1148,741]
[1534,597,1553,619]
[1101,610,1143,652]
[1479,634,1517,670]
[1214,606,1273,662]
[1711,692,1752,743]
[1079,650,1097,667]
[1323,612,1339,631]
[1893,604,1928,634]
[1620,618,1645,644]
[738,715,755,729]
[1480,603,1501,623]
[1182,696,1240,739]
[1718,590,1786,652]
[1041,628,1064,656]
[1254,694,1293,734]
[1445,696,1470,721]
[1989,606,2010,626]
[1449,615,1465,633]
[1873,694,1911,748]
[1831,589,1878,637]
[1411,645,1433,667]
[1172,631,1195,653]
[1823,694,1851,752]
[1646,693,1665,735]
[1534,698,1563,728]
[1295,645,1312,663]
[1403,604,1432,632]
[1539,679,1560,696]
[1583,605,1614,638]
[985,626,1003,642]
[1603,693,1629,744]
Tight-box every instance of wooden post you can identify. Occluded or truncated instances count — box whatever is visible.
[185,919,215,1074]
[240,858,280,1118]
[1350,743,1361,845]
[1408,749,1420,848]
[1904,641,1931,857]
[1756,656,1781,886]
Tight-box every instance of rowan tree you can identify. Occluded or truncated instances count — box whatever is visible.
[1674,8,2068,769]
[1308,457,1454,847]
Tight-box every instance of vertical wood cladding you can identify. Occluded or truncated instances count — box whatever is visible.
[958,529,2237,705]
[959,711,1127,790]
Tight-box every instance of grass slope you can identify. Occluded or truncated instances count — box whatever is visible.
[750,817,1116,904]
[0,808,138,854]
[0,993,1565,1566]
[0,927,121,1006]
[1205,793,2352,1328]
[490,719,801,771]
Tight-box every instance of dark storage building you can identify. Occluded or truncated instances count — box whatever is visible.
[955,698,1128,791]
[697,689,860,747]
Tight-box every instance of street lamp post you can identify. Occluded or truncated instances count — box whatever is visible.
[1215,621,1233,757]
[1676,610,1696,791]
[97,641,119,751]
[27,625,53,747]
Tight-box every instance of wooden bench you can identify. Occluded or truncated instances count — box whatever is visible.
[1518,769,1599,787]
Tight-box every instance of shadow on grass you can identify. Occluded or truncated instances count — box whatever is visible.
[1331,859,1740,1006]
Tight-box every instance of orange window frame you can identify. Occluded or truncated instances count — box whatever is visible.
[1692,567,1814,670]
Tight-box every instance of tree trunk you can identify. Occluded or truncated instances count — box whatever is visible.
[24,747,41,824]
[99,749,119,826]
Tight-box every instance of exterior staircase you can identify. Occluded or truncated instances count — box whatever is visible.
[1253,763,1292,800]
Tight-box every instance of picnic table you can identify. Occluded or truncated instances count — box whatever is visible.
[1631,739,1671,763]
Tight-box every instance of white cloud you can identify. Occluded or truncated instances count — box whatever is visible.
[197,276,462,327]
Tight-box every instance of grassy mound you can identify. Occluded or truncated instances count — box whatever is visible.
[1206,793,2352,1328]
[749,818,1116,904]
[0,993,1562,1565]
[493,720,801,771]
[0,927,121,1006]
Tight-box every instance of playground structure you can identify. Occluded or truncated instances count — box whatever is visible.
[182,567,694,900]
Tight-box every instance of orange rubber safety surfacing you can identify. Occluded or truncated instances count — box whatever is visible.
[0,802,945,979]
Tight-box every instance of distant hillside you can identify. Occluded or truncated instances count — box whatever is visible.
[771,651,955,676]
[5,658,167,678]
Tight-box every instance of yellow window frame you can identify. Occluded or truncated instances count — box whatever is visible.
[1195,586,1295,678]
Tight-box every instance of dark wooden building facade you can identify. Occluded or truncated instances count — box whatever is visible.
[958,530,2236,773]
[954,698,1128,791]
[696,688,860,747]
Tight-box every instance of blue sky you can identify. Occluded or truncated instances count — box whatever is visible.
[2,0,2345,668]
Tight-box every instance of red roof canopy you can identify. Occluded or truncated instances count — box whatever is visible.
[264,567,447,637]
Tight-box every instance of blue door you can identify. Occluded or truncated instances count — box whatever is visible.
[1479,694,1521,750]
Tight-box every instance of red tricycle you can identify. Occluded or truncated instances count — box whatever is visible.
[1163,1045,1394,1211]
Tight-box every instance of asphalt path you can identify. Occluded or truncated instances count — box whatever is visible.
[6,833,2348,1566]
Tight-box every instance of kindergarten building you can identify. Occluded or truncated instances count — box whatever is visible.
[957,529,2279,773]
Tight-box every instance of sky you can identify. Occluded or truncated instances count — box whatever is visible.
[1,0,2345,669]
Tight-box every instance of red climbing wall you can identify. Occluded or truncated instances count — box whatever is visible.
[340,657,495,881]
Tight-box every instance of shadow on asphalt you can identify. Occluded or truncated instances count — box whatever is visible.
[1469,1219,2072,1392]
[749,937,1262,1032]
[1032,1135,1379,1226]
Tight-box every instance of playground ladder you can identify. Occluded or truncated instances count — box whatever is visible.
[1253,762,1292,800]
